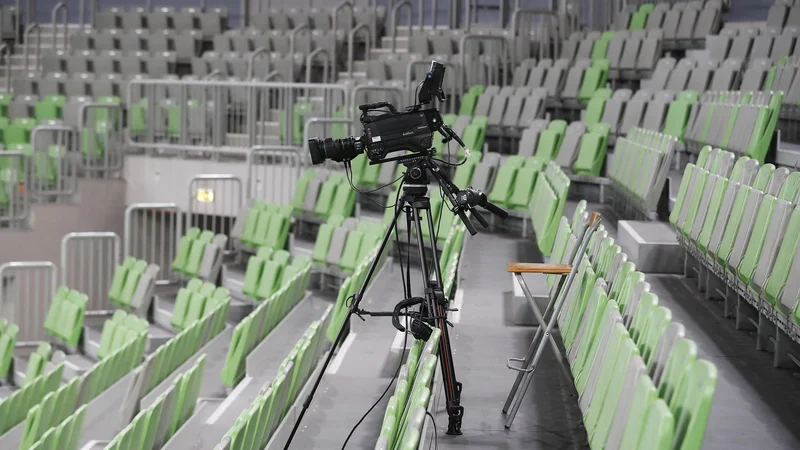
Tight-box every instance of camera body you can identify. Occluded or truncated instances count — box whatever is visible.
[360,104,440,163]
[308,61,448,166]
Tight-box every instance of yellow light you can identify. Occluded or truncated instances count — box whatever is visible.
[196,188,215,203]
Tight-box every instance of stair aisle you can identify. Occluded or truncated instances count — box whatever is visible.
[160,291,333,449]
[278,259,427,448]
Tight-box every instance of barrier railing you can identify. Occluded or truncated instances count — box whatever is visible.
[348,22,372,78]
[60,232,121,312]
[459,34,512,87]
[188,174,243,253]
[510,8,561,66]
[80,102,125,176]
[247,146,302,205]
[127,79,349,152]
[50,2,68,51]
[23,23,40,72]
[0,262,58,342]
[0,152,31,229]
[124,203,184,285]
[29,124,78,201]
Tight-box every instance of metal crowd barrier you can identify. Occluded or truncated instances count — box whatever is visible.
[247,146,303,205]
[0,261,58,342]
[80,102,125,176]
[127,79,349,152]
[30,124,78,201]
[188,174,243,252]
[60,232,121,312]
[124,203,184,284]
[0,152,31,229]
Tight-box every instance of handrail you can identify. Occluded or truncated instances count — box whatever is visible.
[25,0,33,26]
[459,34,511,87]
[305,47,332,84]
[264,70,284,82]
[0,44,9,92]
[418,0,425,30]
[348,22,371,78]
[289,23,311,82]
[23,23,41,72]
[390,1,413,53]
[51,2,68,51]
[510,8,561,67]
[247,47,270,79]
[333,0,354,35]
[204,70,223,80]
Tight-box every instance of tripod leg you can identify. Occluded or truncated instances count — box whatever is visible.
[282,199,405,449]
[413,202,464,435]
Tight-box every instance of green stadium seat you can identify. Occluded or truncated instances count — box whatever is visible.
[0,322,18,379]
[172,228,201,274]
[255,261,283,301]
[312,223,335,265]
[314,179,339,218]
[5,117,36,146]
[508,167,540,211]
[573,123,610,176]
[339,230,365,273]
[583,96,607,127]
[487,161,519,206]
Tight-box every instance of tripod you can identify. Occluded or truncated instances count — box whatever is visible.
[283,152,507,447]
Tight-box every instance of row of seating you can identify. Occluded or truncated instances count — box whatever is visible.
[97,310,149,360]
[376,329,441,449]
[12,73,135,101]
[210,30,342,58]
[105,355,206,450]
[0,364,64,435]
[672,147,800,348]
[528,163,571,257]
[295,170,357,221]
[683,90,782,162]
[218,306,332,449]
[609,128,678,216]
[172,227,228,282]
[644,57,749,93]
[617,90,699,142]
[142,288,230,394]
[20,375,82,449]
[109,256,159,313]
[221,255,311,387]
[496,57,611,101]
[43,287,88,348]
[614,1,721,46]
[707,30,800,63]
[234,200,291,252]
[170,279,232,331]
[24,404,85,450]
[312,217,385,275]
[766,1,800,30]
[561,30,662,79]
[517,110,611,176]
[43,50,179,78]
[543,201,717,450]
[69,29,203,63]
[96,6,229,36]
[463,85,547,133]
[241,248,309,301]
[2,339,52,389]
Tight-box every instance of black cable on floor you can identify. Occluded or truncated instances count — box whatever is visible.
[425,410,439,450]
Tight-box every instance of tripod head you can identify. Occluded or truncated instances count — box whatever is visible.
[395,151,508,236]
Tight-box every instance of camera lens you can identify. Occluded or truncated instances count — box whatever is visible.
[308,136,363,165]
[308,137,328,165]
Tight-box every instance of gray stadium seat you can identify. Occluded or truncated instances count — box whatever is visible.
[771,33,796,60]
[693,3,721,39]
[768,2,790,28]
[708,58,741,90]
[707,35,731,61]
[636,31,662,72]
[676,2,700,42]
[661,7,683,41]
[739,59,770,90]
[665,59,693,91]
[728,35,754,60]
[554,122,587,169]
[575,36,597,60]
[646,4,669,30]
